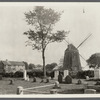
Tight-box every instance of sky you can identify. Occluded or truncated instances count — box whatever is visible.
[0,3,100,69]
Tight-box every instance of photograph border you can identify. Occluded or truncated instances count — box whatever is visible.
[0,2,99,99]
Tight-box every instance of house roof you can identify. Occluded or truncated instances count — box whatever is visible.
[53,66,63,71]
[2,61,25,66]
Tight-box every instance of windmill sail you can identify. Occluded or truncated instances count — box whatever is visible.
[77,34,92,49]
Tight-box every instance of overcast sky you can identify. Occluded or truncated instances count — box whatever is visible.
[0,3,100,69]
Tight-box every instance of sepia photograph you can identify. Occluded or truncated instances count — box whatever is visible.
[0,2,99,97]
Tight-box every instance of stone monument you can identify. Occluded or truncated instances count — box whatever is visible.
[63,70,69,79]
[94,67,100,79]
[54,70,59,79]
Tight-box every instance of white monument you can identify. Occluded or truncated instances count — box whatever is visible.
[26,75,29,81]
[54,70,59,79]
[94,67,100,79]
[63,70,69,79]
[24,70,27,80]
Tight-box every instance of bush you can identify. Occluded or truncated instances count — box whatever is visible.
[46,71,54,78]
[3,72,14,78]
[69,71,78,79]
[77,70,94,79]
[50,71,54,79]
[14,71,23,78]
[27,69,44,78]
[27,71,34,78]
[65,75,72,84]
[0,75,2,80]
[77,71,85,79]
[87,70,94,77]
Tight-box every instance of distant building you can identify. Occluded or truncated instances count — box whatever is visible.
[0,60,25,73]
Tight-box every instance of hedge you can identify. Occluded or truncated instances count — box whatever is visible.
[76,70,94,79]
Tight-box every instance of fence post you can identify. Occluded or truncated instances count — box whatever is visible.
[17,86,23,95]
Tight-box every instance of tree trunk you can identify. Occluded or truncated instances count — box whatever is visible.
[42,48,46,78]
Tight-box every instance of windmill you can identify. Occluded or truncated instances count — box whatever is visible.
[63,33,92,72]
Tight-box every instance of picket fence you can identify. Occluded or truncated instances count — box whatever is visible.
[17,81,59,95]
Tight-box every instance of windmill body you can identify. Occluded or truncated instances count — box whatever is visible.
[63,44,82,71]
[63,34,92,72]
[53,34,92,79]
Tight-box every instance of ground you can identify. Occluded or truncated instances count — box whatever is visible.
[0,77,97,95]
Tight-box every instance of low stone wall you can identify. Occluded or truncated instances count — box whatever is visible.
[58,88,84,94]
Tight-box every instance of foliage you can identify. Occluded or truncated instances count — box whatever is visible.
[3,72,14,78]
[27,69,43,78]
[87,53,100,68]
[0,75,2,80]
[14,71,23,78]
[65,75,72,84]
[76,70,94,79]
[24,6,68,77]
[29,63,36,70]
[69,71,78,79]
[46,62,57,72]
[36,64,43,68]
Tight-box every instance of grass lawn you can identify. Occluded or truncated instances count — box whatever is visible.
[0,77,97,95]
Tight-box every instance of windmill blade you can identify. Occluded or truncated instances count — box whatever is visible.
[64,39,69,45]
[63,40,68,45]
[79,53,86,62]
[77,34,92,49]
[64,38,87,62]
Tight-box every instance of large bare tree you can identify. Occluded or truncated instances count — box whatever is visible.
[24,6,67,78]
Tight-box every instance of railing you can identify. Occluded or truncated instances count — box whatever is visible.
[17,81,60,95]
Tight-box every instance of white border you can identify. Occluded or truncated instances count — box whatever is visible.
[0,2,99,98]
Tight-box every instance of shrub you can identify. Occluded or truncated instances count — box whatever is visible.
[3,72,14,78]
[27,69,44,78]
[87,70,94,77]
[77,71,85,79]
[50,71,54,79]
[0,75,2,80]
[27,71,34,78]
[77,70,94,79]
[65,75,72,84]
[14,71,23,78]
[69,71,78,79]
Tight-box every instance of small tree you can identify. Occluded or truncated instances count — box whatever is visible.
[24,6,67,78]
[46,62,57,72]
[36,64,43,68]
[29,63,36,70]
[87,53,100,68]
